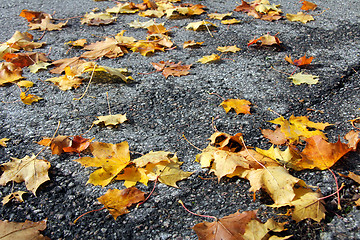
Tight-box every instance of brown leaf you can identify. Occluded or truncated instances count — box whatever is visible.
[193,210,257,240]
[248,34,281,47]
[28,16,67,31]
[62,135,93,153]
[97,187,145,220]
[19,9,51,23]
[0,62,24,86]
[261,126,287,145]
[38,135,71,155]
[151,61,191,78]
[81,38,126,60]
[2,191,27,205]
[297,135,351,170]
[3,52,48,68]
[344,130,360,150]
[50,57,87,74]
[0,219,50,240]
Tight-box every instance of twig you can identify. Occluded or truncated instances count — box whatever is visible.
[182,134,202,151]
[73,64,97,101]
[106,92,112,115]
[35,120,61,159]
[73,207,106,224]
[178,200,217,220]
[203,20,214,38]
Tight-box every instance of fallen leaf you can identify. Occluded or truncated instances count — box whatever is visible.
[288,72,319,85]
[186,21,217,31]
[0,31,45,56]
[65,39,87,47]
[128,19,156,28]
[2,191,27,205]
[29,61,51,73]
[208,12,232,20]
[37,135,71,155]
[154,162,193,188]
[221,18,241,24]
[0,155,50,195]
[261,126,287,145]
[344,130,360,150]
[19,9,50,22]
[139,9,164,18]
[0,62,24,86]
[107,2,139,14]
[248,33,281,47]
[297,135,351,170]
[0,219,50,240]
[50,57,87,74]
[220,99,251,114]
[285,54,314,67]
[93,113,127,127]
[82,64,133,83]
[0,138,10,147]
[20,91,43,105]
[75,141,130,187]
[217,45,241,53]
[81,37,126,60]
[3,52,49,68]
[256,145,302,170]
[133,151,177,168]
[115,166,149,188]
[81,12,116,25]
[29,16,68,31]
[63,135,93,154]
[340,171,360,185]
[286,12,314,24]
[234,0,282,21]
[46,66,83,91]
[197,54,221,64]
[300,0,317,11]
[183,40,204,48]
[98,187,145,220]
[151,61,192,78]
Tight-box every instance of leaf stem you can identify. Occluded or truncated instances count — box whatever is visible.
[73,207,106,224]
[178,200,217,221]
[137,176,158,208]
[182,134,202,151]
[73,63,97,101]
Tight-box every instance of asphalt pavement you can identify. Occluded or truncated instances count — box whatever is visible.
[0,0,360,239]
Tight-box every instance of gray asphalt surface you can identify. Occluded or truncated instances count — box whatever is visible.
[0,0,360,239]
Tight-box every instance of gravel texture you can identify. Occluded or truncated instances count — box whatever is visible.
[0,0,360,239]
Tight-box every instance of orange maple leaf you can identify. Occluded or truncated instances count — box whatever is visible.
[3,52,48,68]
[297,135,351,170]
[301,0,317,11]
[151,61,191,78]
[248,34,281,47]
[285,54,313,67]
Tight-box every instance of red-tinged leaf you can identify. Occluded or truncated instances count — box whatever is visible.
[63,136,93,153]
[301,0,317,11]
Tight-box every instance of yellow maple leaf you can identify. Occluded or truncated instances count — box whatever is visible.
[286,12,314,24]
[98,188,145,220]
[0,62,24,86]
[80,12,116,26]
[75,141,130,187]
[183,40,204,48]
[29,61,51,73]
[0,155,50,196]
[217,45,241,53]
[20,91,43,105]
[65,39,87,47]
[0,138,10,147]
[93,114,127,127]
[221,18,241,24]
[220,99,251,114]
[288,72,319,85]
[46,66,83,91]
[208,12,233,20]
[154,162,193,188]
[132,151,177,168]
[115,166,149,188]
[138,9,164,18]
[197,54,221,64]
[186,21,217,31]
[256,145,302,170]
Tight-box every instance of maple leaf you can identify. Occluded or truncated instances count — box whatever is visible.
[80,12,116,26]
[208,132,245,152]
[0,62,24,86]
[344,130,360,150]
[290,187,325,222]
[221,18,241,25]
[220,99,251,114]
[133,151,177,168]
[20,91,43,105]
[82,64,133,83]
[301,0,318,11]
[29,61,51,73]
[0,155,50,195]
[186,21,217,31]
[38,135,71,155]
[261,126,287,145]
[2,191,27,205]
[46,66,83,91]
[286,12,314,24]
[3,52,49,68]
[93,113,127,127]
[285,54,314,66]
[288,72,319,85]
[234,0,282,21]
[0,138,10,147]
[248,33,281,47]
[107,2,139,14]
[147,24,168,35]
[97,187,145,220]
[0,219,50,240]
[65,39,87,47]
[63,135,93,154]
[183,40,204,48]
[208,12,232,20]
[0,31,45,57]
[151,61,192,78]
[268,115,331,143]
[139,9,165,18]
[115,166,149,188]
[197,54,221,64]
[234,0,261,19]
[19,9,50,22]
[50,57,87,74]
[217,45,241,53]
[128,19,156,29]
[17,80,34,88]
[81,37,126,60]
[153,162,193,188]
[256,145,302,170]
[29,16,68,31]
[75,141,130,187]
[296,135,351,170]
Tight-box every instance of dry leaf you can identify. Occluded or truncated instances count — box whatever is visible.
[29,16,68,31]
[128,19,156,28]
[221,18,241,24]
[46,66,83,91]
[153,162,193,188]
[286,12,314,24]
[289,72,319,85]
[3,52,49,68]
[300,0,317,11]
[0,219,50,240]
[75,141,130,187]
[37,135,71,155]
[186,21,217,31]
[0,155,50,195]
[93,114,127,127]
[217,45,241,53]
[0,138,10,147]
[65,39,87,47]
[183,40,204,48]
[98,187,145,220]
[20,91,43,105]
[152,61,191,78]
[220,99,251,114]
[344,130,360,150]
[50,57,87,74]
[29,61,51,73]
[63,135,93,154]
[115,166,149,188]
[297,135,351,170]
[197,54,221,64]
[81,37,126,60]
[0,62,24,86]
[81,12,116,25]
[208,12,232,20]
[248,33,281,47]
[2,191,27,205]
[261,126,287,145]
[285,54,314,66]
